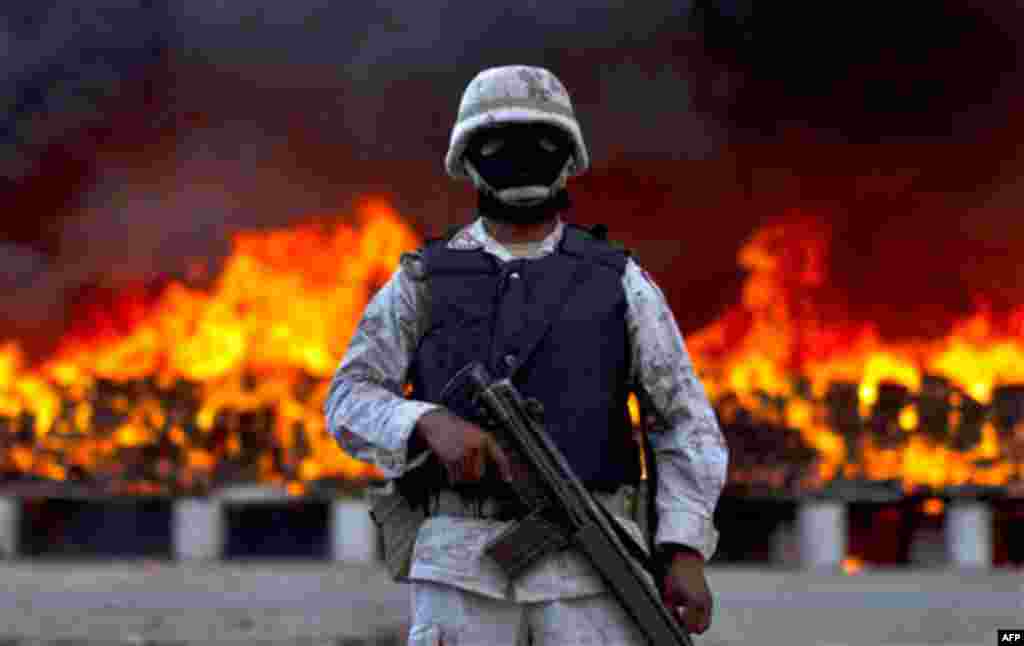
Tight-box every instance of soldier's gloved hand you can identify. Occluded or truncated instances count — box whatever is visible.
[414,408,514,484]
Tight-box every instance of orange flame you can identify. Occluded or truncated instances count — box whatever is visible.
[2,201,1023,497]
[688,209,1024,494]
[922,498,945,516]
[842,557,865,575]
[0,197,418,492]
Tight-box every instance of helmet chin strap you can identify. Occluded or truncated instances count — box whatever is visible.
[464,157,573,208]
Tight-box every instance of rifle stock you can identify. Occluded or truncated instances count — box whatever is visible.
[439,361,694,646]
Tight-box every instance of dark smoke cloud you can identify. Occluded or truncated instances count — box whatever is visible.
[1,3,174,179]
[3,1,1024,360]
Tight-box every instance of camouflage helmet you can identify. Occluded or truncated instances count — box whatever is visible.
[444,65,590,180]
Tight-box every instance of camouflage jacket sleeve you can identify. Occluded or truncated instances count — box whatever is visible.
[323,250,442,480]
[624,257,729,562]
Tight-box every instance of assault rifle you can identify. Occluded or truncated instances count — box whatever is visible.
[439,361,694,646]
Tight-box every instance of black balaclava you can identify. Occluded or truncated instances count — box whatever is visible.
[464,122,574,225]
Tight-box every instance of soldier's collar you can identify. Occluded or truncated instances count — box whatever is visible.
[447,216,566,257]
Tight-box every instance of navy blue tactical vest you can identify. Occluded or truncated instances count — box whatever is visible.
[408,223,640,493]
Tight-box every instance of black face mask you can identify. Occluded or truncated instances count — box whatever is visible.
[477,187,572,225]
[464,123,573,193]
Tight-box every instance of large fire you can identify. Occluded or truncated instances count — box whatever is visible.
[1,201,1022,497]
[0,197,418,495]
[687,211,1024,495]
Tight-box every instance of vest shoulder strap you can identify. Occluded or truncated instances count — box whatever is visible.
[563,223,633,273]
[587,223,641,264]
[422,223,465,245]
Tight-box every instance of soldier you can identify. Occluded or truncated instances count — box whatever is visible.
[326,65,727,645]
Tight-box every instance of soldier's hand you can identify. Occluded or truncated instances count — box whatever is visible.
[661,548,713,634]
[414,408,514,484]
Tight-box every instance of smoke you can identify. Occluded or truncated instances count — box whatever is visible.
[166,0,718,162]
[1,3,174,180]
[3,1,1024,359]
[0,242,66,357]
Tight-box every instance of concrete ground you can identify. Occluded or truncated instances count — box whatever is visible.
[0,560,1020,646]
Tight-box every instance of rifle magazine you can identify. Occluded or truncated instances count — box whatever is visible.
[483,507,571,581]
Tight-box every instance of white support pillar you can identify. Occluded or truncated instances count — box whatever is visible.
[173,498,224,561]
[331,496,377,564]
[0,496,19,559]
[798,500,847,570]
[945,501,992,570]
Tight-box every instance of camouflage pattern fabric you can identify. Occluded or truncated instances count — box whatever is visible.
[325,216,728,602]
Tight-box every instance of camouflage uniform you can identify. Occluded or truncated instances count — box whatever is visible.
[325,67,727,646]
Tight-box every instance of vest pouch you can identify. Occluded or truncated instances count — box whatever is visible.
[368,483,426,583]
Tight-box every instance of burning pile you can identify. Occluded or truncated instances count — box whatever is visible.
[0,201,1023,499]
[688,212,1024,497]
[0,198,418,496]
